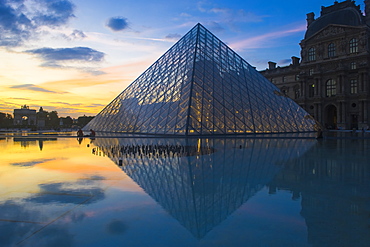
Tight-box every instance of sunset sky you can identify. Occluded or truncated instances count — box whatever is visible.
[0,0,362,118]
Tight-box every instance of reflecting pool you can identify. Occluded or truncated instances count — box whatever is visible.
[1,136,369,246]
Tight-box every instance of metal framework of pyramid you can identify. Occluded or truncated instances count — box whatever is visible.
[84,23,316,135]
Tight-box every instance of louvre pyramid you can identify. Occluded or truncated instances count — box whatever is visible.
[84,23,316,135]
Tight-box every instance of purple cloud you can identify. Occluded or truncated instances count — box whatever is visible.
[106,17,129,32]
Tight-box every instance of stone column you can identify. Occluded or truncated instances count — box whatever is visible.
[364,100,368,125]
[315,78,319,96]
[342,102,347,129]
[360,100,364,124]
[364,73,368,93]
[341,74,345,95]
[301,80,304,98]
[360,73,364,92]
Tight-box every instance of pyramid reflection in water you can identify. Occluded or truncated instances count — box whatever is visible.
[84,23,316,135]
[92,138,315,238]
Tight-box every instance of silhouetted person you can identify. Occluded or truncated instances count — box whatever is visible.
[89,129,96,137]
[77,128,83,137]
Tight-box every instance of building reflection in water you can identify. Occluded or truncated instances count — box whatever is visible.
[92,137,316,239]
[268,139,370,246]
[13,138,57,151]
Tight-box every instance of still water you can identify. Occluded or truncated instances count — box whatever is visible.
[0,135,369,247]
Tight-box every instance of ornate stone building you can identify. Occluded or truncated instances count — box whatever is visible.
[260,0,370,129]
[13,105,37,126]
[13,105,47,128]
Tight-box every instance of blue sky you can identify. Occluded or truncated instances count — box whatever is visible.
[0,0,365,117]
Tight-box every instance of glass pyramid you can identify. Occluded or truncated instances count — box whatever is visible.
[84,23,316,135]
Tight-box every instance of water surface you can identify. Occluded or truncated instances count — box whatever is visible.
[0,136,369,246]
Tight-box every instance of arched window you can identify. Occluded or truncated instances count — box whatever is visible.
[328,43,336,57]
[349,38,358,54]
[326,79,336,97]
[281,86,289,95]
[308,47,316,61]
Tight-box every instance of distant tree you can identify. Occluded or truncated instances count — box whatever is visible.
[45,110,59,128]
[77,115,94,128]
[60,116,73,128]
[0,112,13,128]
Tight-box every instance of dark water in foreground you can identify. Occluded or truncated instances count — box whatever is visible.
[0,135,369,246]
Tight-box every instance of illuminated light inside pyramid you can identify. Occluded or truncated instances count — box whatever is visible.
[84,23,316,135]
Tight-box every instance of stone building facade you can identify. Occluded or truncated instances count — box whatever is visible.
[260,0,370,130]
[13,105,37,126]
[13,105,46,128]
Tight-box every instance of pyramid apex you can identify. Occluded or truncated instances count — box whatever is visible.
[194,23,206,29]
[192,23,204,30]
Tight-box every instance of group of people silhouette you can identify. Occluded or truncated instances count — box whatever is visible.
[77,128,95,137]
[93,144,214,159]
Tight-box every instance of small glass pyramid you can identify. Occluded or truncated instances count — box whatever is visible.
[84,23,316,135]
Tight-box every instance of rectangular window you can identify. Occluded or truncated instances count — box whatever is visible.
[326,79,336,97]
[350,62,357,70]
[295,74,300,81]
[349,38,358,54]
[308,47,316,61]
[309,69,314,76]
[328,43,336,57]
[350,79,358,94]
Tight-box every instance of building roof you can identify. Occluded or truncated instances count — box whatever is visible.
[305,1,364,39]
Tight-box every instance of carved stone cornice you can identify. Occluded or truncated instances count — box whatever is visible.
[302,25,365,44]
[313,26,346,40]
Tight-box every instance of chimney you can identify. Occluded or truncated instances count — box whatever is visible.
[365,0,370,26]
[268,61,277,70]
[291,56,300,66]
[306,12,315,27]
